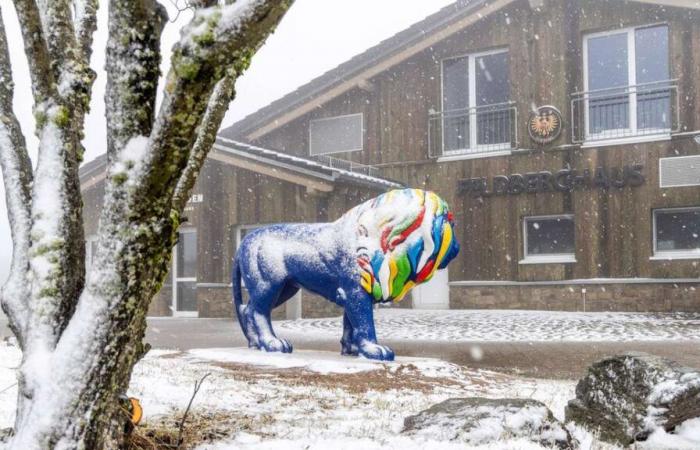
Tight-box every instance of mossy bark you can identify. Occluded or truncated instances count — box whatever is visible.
[3,0,294,448]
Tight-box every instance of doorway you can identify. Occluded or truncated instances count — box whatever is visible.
[411,269,450,310]
[172,228,198,317]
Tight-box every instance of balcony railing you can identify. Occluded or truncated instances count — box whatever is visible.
[571,80,679,144]
[312,154,380,178]
[429,102,518,159]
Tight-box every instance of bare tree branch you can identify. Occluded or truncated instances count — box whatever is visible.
[106,0,168,156]
[172,72,235,212]
[74,0,99,60]
[11,0,55,104]
[0,9,33,348]
[12,0,98,350]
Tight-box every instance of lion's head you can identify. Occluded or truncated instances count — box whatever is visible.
[348,189,460,303]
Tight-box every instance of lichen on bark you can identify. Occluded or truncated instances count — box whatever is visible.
[1,0,295,448]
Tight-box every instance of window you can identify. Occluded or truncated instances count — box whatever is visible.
[521,215,576,264]
[440,49,512,155]
[172,229,197,317]
[582,24,672,142]
[652,208,700,259]
[309,113,363,156]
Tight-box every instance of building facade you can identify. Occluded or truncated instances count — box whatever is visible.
[81,0,700,317]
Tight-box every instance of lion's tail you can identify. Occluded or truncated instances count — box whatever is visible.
[231,255,248,337]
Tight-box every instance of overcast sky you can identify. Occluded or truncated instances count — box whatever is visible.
[0,0,454,282]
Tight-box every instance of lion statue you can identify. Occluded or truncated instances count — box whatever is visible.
[232,188,460,361]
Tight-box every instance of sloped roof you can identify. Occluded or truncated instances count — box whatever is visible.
[220,0,493,140]
[79,140,401,192]
[213,138,402,189]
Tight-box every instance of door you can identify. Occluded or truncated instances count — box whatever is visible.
[411,269,450,310]
[172,229,198,317]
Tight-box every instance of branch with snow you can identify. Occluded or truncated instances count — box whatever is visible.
[0,11,33,346]
[2,0,294,447]
[173,73,235,211]
[10,0,55,104]
[74,0,99,60]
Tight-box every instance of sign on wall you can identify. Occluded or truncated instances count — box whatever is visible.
[528,106,563,144]
[458,165,645,197]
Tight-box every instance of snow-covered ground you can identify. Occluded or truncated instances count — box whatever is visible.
[277,309,700,342]
[2,342,700,449]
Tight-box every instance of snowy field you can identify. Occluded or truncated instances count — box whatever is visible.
[277,309,700,342]
[2,343,700,449]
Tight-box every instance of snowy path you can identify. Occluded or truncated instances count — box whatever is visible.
[277,309,700,342]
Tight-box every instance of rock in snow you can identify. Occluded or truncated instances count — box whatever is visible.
[402,397,574,449]
[565,352,700,445]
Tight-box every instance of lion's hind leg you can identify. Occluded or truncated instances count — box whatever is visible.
[246,281,293,354]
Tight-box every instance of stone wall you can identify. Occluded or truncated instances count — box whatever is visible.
[450,283,700,312]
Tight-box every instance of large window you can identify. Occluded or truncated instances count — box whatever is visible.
[653,208,700,259]
[440,49,512,155]
[521,215,576,264]
[309,113,363,156]
[581,24,672,142]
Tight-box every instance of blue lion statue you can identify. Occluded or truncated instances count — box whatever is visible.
[232,188,460,361]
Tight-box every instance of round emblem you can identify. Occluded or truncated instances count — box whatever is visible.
[528,105,563,144]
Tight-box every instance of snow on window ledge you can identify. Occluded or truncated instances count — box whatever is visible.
[437,149,512,162]
[519,255,577,265]
[650,251,700,261]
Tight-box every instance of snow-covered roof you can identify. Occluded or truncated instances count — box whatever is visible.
[79,140,402,192]
[213,137,402,190]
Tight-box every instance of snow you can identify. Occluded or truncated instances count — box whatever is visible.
[277,309,700,342]
[189,348,393,374]
[108,135,149,187]
[2,342,699,449]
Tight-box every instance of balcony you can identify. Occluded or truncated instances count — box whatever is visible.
[571,80,679,145]
[312,154,380,178]
[428,102,518,159]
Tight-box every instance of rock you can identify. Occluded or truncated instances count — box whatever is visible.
[0,428,13,443]
[402,397,574,449]
[565,352,700,445]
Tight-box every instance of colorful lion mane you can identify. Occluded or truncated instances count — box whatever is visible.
[349,189,458,303]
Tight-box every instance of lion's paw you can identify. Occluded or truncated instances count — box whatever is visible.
[261,337,293,353]
[340,340,359,356]
[359,342,395,361]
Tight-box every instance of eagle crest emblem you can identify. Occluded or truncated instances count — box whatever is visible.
[528,106,563,144]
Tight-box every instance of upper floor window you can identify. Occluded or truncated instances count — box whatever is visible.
[573,24,676,145]
[434,49,514,157]
[309,113,363,156]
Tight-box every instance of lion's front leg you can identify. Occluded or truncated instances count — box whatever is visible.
[340,312,359,356]
[344,294,394,361]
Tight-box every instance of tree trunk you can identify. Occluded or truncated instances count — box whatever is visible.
[1,1,294,448]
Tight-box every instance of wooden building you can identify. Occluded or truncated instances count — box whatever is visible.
[81,0,700,317]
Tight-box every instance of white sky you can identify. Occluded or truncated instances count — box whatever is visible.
[0,0,454,282]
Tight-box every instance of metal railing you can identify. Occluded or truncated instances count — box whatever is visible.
[428,102,518,158]
[313,154,380,178]
[571,80,679,144]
